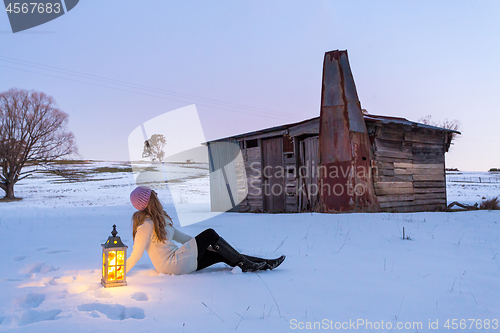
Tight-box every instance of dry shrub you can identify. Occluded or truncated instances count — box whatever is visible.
[479,197,500,210]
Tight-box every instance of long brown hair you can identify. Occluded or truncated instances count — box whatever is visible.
[132,190,173,243]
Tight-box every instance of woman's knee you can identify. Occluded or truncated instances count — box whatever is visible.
[204,228,219,240]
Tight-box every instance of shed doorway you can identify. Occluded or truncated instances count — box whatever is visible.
[262,137,285,212]
[298,136,320,211]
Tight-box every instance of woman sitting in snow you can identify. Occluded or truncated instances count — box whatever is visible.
[126,186,285,275]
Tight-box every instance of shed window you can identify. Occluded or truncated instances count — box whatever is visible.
[283,135,293,153]
[246,139,258,148]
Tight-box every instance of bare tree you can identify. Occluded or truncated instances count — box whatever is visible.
[142,134,166,162]
[0,88,77,199]
[419,115,461,142]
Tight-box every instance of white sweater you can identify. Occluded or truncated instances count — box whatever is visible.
[126,218,198,275]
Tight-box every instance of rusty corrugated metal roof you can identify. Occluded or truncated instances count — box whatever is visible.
[204,113,459,144]
[203,116,320,144]
[363,114,461,134]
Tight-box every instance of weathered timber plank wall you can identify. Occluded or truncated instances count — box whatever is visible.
[238,146,263,212]
[372,125,447,212]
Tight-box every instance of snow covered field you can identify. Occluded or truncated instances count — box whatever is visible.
[0,163,499,332]
[446,171,500,206]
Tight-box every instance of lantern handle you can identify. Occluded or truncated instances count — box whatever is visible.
[111,224,118,237]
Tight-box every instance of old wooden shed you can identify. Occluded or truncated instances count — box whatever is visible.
[205,50,459,214]
[205,114,458,213]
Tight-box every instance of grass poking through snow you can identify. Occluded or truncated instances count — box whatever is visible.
[479,197,500,210]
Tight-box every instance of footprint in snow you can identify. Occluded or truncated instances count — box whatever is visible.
[20,263,59,275]
[46,250,70,255]
[88,310,100,318]
[66,283,101,295]
[94,289,113,298]
[18,276,55,288]
[131,292,149,302]
[77,303,145,320]
[15,293,45,309]
[18,309,61,326]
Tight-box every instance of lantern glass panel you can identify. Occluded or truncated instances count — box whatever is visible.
[108,266,116,281]
[102,253,105,278]
[116,266,124,280]
[117,251,125,265]
[108,251,116,266]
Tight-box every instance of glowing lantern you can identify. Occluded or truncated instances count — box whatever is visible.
[101,224,128,288]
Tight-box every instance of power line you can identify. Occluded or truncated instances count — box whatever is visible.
[0,63,296,122]
[0,55,306,121]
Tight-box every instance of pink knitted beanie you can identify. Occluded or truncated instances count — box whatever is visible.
[130,186,152,211]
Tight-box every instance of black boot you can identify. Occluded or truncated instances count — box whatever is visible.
[213,238,266,272]
[243,255,286,270]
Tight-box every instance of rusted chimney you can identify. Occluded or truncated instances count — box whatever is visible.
[318,50,379,212]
